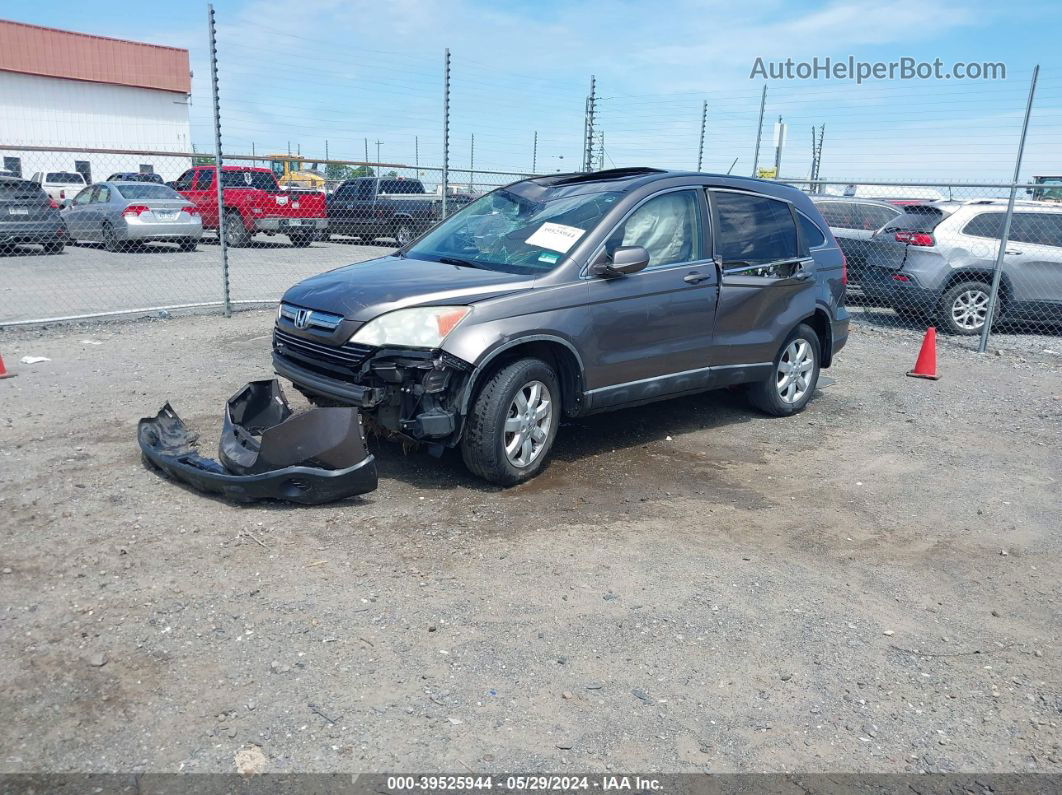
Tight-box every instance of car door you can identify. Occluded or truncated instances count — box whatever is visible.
[85,185,112,240]
[1003,212,1062,313]
[709,188,817,367]
[328,183,356,233]
[585,188,718,408]
[63,186,96,239]
[351,179,378,234]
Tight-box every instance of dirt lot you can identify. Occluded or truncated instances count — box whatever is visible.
[0,311,1059,775]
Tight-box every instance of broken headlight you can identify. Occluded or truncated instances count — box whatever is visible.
[350,306,471,348]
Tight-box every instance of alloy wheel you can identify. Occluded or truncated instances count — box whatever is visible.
[503,380,553,468]
[776,338,815,404]
[951,288,989,331]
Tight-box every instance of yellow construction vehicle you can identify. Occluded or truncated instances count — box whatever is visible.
[267,155,326,190]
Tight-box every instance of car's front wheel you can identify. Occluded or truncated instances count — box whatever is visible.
[461,358,560,485]
[747,323,821,416]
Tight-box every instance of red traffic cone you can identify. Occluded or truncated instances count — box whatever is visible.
[907,327,941,380]
[0,352,14,379]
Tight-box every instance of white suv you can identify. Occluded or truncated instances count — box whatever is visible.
[860,200,1062,334]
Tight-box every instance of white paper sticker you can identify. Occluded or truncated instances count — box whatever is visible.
[524,222,583,254]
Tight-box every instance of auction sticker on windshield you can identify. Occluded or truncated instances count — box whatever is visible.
[525,222,583,253]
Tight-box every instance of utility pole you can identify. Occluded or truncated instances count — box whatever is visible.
[324,139,329,163]
[583,75,596,172]
[374,140,383,165]
[773,115,786,177]
[251,141,255,167]
[597,132,605,170]
[469,133,475,193]
[532,130,538,174]
[442,48,450,217]
[751,84,767,177]
[207,3,230,318]
[364,138,369,170]
[697,100,708,171]
[415,135,419,173]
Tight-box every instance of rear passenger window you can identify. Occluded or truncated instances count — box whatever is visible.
[859,204,901,231]
[1008,213,1062,247]
[172,170,195,191]
[712,191,799,266]
[815,202,856,229]
[798,212,826,248]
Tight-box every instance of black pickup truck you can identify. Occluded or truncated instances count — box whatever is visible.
[326,177,456,245]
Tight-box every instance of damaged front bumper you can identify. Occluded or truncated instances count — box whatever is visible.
[273,343,473,446]
[137,379,377,504]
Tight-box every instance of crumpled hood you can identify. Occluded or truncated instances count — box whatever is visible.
[281,255,534,321]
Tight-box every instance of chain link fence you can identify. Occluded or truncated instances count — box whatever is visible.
[1,8,1060,357]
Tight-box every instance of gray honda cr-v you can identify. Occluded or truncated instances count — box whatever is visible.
[274,168,849,484]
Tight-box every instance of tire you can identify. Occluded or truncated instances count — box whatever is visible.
[939,279,992,336]
[42,241,64,255]
[289,231,312,248]
[747,323,821,417]
[393,221,414,246]
[178,238,198,252]
[460,358,561,485]
[222,210,251,248]
[101,222,120,252]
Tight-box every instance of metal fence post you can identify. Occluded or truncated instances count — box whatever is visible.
[751,84,766,177]
[583,75,596,172]
[442,48,450,217]
[207,3,231,318]
[978,65,1039,354]
[697,101,707,171]
[532,130,538,174]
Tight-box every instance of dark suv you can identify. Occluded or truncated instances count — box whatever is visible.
[274,168,849,484]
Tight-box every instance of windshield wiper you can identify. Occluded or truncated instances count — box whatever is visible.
[437,256,485,269]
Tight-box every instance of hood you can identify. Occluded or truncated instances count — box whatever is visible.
[281,255,534,321]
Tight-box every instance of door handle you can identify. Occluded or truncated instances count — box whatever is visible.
[1005,249,1023,255]
[683,271,710,284]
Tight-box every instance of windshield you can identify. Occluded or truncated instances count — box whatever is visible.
[115,183,181,200]
[406,188,621,274]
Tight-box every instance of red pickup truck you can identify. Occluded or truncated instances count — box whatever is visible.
[171,166,327,247]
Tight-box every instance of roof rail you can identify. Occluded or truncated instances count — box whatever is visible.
[544,167,667,186]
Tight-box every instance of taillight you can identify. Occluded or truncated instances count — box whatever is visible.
[892,273,911,282]
[48,198,58,209]
[122,204,150,217]
[840,253,848,286]
[59,190,65,200]
[894,230,934,247]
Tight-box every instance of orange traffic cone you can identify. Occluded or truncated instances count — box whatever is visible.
[0,352,13,379]
[907,327,941,380]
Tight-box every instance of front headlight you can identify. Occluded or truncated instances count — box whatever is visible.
[349,306,471,348]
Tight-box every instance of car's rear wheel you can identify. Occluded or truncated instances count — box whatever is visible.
[101,222,120,252]
[223,210,251,248]
[939,280,992,335]
[289,231,313,248]
[461,358,560,485]
[747,323,821,417]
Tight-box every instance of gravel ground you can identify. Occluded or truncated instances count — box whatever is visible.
[0,311,1059,775]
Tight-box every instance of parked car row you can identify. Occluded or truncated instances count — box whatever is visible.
[809,194,1062,335]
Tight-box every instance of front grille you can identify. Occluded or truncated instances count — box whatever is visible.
[273,327,374,371]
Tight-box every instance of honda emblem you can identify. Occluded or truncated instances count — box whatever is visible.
[294,309,312,329]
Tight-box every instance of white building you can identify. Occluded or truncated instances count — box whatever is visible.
[0,19,192,183]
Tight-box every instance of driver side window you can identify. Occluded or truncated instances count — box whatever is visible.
[605,190,704,269]
[72,187,94,206]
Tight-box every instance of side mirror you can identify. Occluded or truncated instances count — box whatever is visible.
[591,245,650,277]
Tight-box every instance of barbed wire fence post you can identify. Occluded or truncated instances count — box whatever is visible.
[978,64,1040,353]
[751,84,767,177]
[207,3,231,318]
[697,101,708,172]
[583,75,596,172]
[442,48,450,217]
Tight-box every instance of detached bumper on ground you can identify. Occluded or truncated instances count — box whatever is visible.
[137,379,377,504]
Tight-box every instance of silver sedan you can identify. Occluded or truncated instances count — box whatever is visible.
[62,181,203,252]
